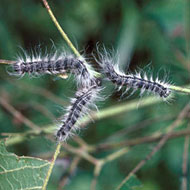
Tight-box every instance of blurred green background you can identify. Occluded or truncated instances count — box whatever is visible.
[0,0,190,189]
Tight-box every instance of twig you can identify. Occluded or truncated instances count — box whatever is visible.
[170,85,190,94]
[42,142,62,190]
[116,104,190,190]
[41,0,80,57]
[91,148,129,190]
[73,136,92,151]
[104,114,174,142]
[0,59,16,64]
[96,120,186,150]
[91,160,103,190]
[0,95,41,131]
[4,126,54,146]
[58,156,81,189]
[102,147,130,163]
[6,79,66,106]
[40,0,99,77]
[181,135,189,190]
[62,143,98,165]
[29,101,56,122]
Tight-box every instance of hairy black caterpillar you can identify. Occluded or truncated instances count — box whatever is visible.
[6,45,173,143]
[98,51,172,100]
[8,51,97,87]
[56,79,102,141]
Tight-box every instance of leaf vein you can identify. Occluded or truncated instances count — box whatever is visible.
[0,162,49,174]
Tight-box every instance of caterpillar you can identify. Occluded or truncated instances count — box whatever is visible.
[56,79,102,141]
[8,50,97,87]
[98,50,172,100]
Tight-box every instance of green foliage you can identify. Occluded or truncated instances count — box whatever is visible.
[0,141,50,189]
[0,0,190,189]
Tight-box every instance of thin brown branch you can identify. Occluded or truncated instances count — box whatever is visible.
[0,95,41,131]
[91,147,130,190]
[104,114,174,142]
[116,104,190,190]
[58,156,81,189]
[73,136,94,151]
[91,160,103,190]
[41,0,81,58]
[29,102,56,122]
[95,121,187,150]
[6,79,66,106]
[62,143,98,165]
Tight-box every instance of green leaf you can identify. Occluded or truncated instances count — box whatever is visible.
[120,175,142,190]
[0,141,50,190]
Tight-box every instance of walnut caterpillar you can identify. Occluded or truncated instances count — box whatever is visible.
[97,48,172,101]
[7,46,173,141]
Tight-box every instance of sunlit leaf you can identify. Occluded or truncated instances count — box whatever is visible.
[0,141,50,190]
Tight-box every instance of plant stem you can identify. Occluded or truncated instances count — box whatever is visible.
[170,85,190,94]
[81,96,160,125]
[42,142,62,190]
[40,0,100,77]
[0,59,16,64]
[41,0,80,58]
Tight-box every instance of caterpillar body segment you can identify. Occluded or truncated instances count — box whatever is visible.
[98,52,172,100]
[56,80,102,141]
